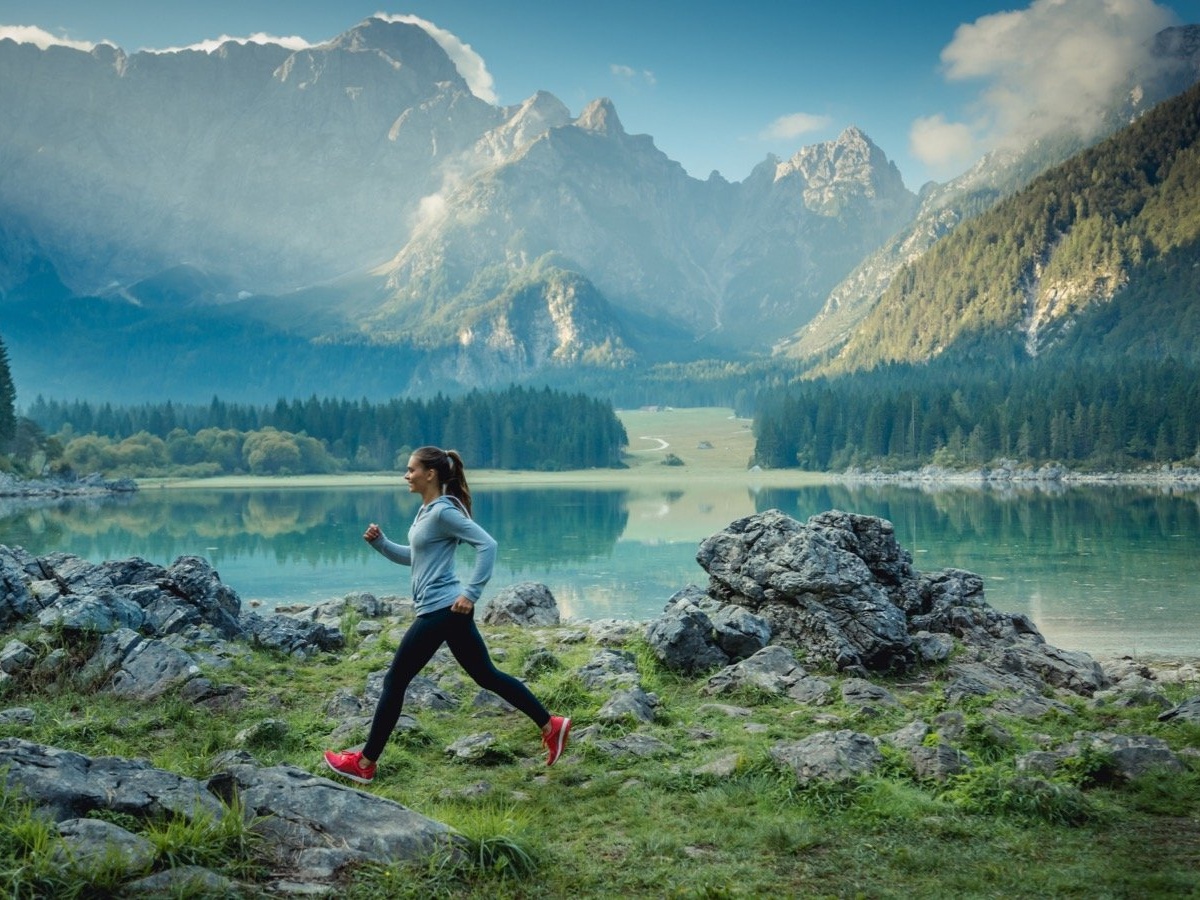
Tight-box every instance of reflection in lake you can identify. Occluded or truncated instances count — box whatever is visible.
[1,481,1197,659]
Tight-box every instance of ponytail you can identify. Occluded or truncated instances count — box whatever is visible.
[443,449,473,518]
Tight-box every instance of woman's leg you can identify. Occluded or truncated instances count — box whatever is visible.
[361,611,448,762]
[445,611,550,727]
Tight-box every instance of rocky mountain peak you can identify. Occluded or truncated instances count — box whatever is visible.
[575,98,625,135]
[768,127,913,221]
[88,41,127,73]
[314,17,466,87]
[1151,24,1200,62]
[776,126,895,188]
[474,90,571,162]
[519,90,572,120]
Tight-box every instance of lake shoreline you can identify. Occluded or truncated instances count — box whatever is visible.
[840,462,1200,489]
[134,464,1200,492]
[0,472,138,498]
[136,467,837,491]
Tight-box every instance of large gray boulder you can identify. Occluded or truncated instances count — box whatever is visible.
[709,604,772,661]
[481,582,561,626]
[0,738,225,823]
[105,637,202,701]
[696,509,911,671]
[75,628,201,700]
[770,730,884,784]
[0,545,53,626]
[702,645,805,697]
[209,759,464,869]
[37,588,146,634]
[166,556,243,639]
[645,600,729,675]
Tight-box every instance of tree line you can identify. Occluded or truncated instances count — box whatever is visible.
[19,386,628,476]
[752,358,1200,471]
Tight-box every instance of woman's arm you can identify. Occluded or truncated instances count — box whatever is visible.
[437,506,497,602]
[364,522,412,566]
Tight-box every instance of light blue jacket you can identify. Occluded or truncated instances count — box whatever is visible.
[368,495,498,615]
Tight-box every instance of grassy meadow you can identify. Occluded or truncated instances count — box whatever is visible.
[1,613,1197,898]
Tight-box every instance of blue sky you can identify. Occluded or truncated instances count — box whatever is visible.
[3,0,1200,190]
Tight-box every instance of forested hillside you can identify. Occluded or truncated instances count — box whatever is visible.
[823,81,1200,373]
[747,81,1200,473]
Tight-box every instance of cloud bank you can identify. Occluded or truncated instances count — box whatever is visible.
[910,0,1179,176]
[149,33,311,54]
[0,24,100,51]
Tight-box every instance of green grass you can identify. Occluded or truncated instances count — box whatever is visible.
[1,623,1198,897]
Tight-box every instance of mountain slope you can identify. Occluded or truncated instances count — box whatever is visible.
[0,16,918,396]
[781,24,1200,362]
[4,17,1200,402]
[818,80,1200,374]
[0,18,498,296]
[370,114,915,352]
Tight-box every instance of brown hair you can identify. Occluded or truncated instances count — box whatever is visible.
[412,446,474,517]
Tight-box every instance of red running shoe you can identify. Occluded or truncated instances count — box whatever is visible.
[323,749,376,784]
[543,715,571,766]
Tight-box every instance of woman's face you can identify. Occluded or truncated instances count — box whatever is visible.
[404,455,436,495]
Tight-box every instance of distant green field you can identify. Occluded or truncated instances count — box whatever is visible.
[617,406,756,472]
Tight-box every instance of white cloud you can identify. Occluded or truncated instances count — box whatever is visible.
[416,191,448,228]
[759,112,832,142]
[148,32,312,55]
[611,63,656,86]
[0,25,100,51]
[917,0,1178,164]
[374,13,497,104]
[909,114,979,176]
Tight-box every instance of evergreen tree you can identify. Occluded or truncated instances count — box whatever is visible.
[0,334,15,448]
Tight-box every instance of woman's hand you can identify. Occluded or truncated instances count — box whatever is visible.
[451,595,474,614]
[363,523,381,542]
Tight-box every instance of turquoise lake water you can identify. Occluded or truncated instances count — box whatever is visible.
[2,480,1197,660]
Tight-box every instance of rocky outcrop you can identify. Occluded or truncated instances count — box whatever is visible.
[0,545,345,700]
[694,510,914,672]
[0,740,462,889]
[686,509,1105,694]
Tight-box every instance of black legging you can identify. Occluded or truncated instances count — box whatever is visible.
[362,605,550,761]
